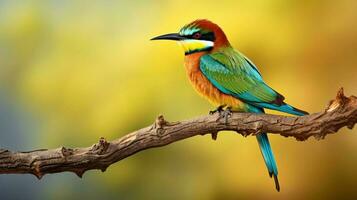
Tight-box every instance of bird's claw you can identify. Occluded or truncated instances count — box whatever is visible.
[216,107,232,124]
[222,107,233,124]
[209,105,226,115]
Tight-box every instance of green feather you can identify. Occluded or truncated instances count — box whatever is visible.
[200,47,282,104]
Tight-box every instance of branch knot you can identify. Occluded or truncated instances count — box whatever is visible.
[152,115,168,135]
[327,87,349,112]
[61,147,74,157]
[90,137,110,155]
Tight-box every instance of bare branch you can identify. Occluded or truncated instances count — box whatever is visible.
[0,88,356,178]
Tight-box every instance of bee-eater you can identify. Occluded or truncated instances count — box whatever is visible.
[151,19,308,191]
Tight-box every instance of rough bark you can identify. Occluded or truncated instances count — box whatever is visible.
[0,88,356,179]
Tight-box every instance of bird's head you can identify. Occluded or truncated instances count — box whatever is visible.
[151,19,230,55]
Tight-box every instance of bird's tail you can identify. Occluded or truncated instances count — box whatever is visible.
[255,102,308,116]
[249,106,280,191]
[256,133,280,192]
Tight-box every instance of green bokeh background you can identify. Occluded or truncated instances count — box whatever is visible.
[0,1,357,199]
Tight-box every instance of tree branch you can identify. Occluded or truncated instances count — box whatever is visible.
[0,88,356,178]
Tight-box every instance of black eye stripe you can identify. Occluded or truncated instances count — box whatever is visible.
[188,32,215,41]
[200,32,215,41]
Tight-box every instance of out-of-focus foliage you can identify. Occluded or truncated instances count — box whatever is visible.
[0,1,357,199]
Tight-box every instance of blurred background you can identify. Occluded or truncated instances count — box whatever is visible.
[0,0,357,199]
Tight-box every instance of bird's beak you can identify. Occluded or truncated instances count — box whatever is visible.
[151,33,186,41]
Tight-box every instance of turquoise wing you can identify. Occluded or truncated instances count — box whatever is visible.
[200,50,283,105]
[199,50,308,116]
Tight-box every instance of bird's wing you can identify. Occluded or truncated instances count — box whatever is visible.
[199,50,285,105]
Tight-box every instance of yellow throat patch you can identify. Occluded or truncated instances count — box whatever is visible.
[178,39,214,54]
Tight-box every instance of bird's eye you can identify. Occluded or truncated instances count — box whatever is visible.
[193,32,201,39]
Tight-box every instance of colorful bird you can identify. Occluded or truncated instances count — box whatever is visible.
[151,19,308,191]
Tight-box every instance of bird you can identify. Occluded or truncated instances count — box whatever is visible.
[151,19,308,191]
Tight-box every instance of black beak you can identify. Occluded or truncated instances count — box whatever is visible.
[151,33,186,41]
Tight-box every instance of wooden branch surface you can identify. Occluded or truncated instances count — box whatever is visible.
[0,88,356,178]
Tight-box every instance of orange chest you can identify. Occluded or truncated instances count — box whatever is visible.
[184,53,245,109]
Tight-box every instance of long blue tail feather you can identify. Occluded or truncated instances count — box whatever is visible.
[248,102,307,191]
[256,132,280,191]
[249,106,280,191]
[254,102,308,116]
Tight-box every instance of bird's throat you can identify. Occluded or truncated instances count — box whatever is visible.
[178,39,213,55]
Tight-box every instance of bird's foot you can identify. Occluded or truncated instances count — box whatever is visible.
[209,105,226,115]
[217,107,232,124]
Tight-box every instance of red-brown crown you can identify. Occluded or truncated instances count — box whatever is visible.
[180,19,230,48]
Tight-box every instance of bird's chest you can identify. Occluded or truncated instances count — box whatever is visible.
[184,53,245,109]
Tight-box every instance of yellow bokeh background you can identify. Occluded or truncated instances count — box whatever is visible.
[0,1,357,199]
